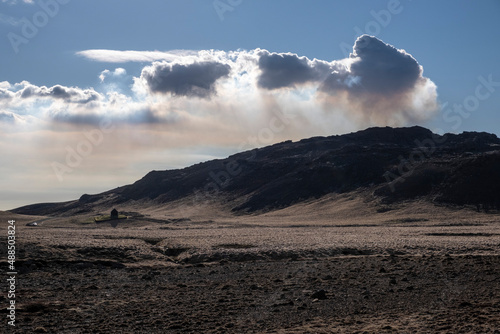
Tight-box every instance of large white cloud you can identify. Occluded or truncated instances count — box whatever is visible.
[2,35,438,135]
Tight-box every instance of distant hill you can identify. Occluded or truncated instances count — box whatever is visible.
[12,126,500,216]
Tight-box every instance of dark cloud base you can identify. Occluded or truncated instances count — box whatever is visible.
[142,61,230,98]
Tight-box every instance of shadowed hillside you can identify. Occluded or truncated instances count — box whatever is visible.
[12,126,500,216]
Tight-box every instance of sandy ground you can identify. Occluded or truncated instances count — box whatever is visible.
[1,196,500,333]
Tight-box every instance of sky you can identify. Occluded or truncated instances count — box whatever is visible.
[1,0,499,210]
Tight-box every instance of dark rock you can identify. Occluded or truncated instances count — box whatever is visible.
[24,303,47,313]
[459,301,472,307]
[310,289,327,300]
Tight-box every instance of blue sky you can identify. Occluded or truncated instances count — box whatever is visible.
[1,0,499,210]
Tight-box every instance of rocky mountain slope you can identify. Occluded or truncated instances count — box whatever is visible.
[12,126,500,216]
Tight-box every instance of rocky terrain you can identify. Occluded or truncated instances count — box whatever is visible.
[2,196,500,333]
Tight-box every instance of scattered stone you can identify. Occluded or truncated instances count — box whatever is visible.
[141,274,153,280]
[310,289,327,300]
[24,303,47,313]
[297,303,308,310]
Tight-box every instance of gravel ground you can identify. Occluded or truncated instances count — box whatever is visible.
[1,203,500,333]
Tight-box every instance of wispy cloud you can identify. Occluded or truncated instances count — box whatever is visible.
[0,13,21,26]
[99,68,127,82]
[76,49,199,63]
[1,0,34,4]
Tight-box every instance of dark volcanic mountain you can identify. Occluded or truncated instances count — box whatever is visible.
[12,126,500,216]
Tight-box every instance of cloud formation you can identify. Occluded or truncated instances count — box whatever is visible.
[77,49,199,63]
[257,50,330,89]
[0,111,17,123]
[2,35,438,131]
[99,68,126,82]
[318,35,421,96]
[1,0,33,4]
[318,35,437,125]
[251,35,437,126]
[17,83,102,104]
[140,61,231,98]
[348,35,421,93]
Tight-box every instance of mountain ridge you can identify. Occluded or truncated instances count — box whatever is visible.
[12,126,500,216]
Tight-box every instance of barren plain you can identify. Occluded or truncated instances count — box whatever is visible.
[2,194,500,333]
